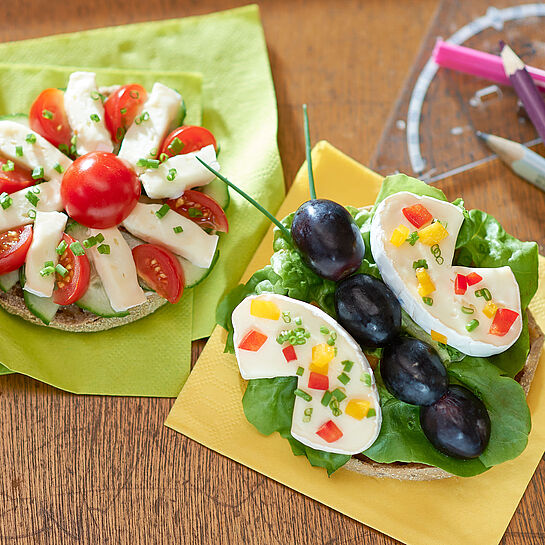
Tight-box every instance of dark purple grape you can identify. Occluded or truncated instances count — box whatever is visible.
[381,337,448,406]
[420,384,491,459]
[335,274,401,348]
[290,199,364,281]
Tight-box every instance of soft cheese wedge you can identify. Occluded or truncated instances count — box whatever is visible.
[118,83,182,172]
[139,145,219,199]
[86,227,147,312]
[232,294,382,456]
[24,211,67,297]
[64,71,114,155]
[370,192,522,357]
[122,203,219,269]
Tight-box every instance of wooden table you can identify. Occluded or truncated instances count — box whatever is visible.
[0,1,543,543]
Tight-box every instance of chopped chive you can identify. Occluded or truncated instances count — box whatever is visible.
[329,397,339,410]
[1,160,14,172]
[332,388,346,402]
[367,408,377,418]
[461,306,474,314]
[27,209,36,219]
[90,91,101,101]
[120,107,127,114]
[407,231,419,245]
[42,109,53,119]
[327,337,335,346]
[25,191,39,206]
[321,391,333,406]
[360,372,372,386]
[53,162,64,174]
[40,265,55,277]
[116,127,126,141]
[475,288,492,301]
[90,113,100,122]
[332,408,342,417]
[136,158,160,169]
[304,407,313,416]
[466,319,479,332]
[55,263,68,278]
[155,204,170,219]
[149,148,157,157]
[296,366,304,376]
[59,143,69,154]
[15,146,23,157]
[129,90,140,99]
[97,244,110,255]
[83,236,97,248]
[44,260,54,268]
[25,133,37,144]
[31,166,44,180]
[188,207,203,217]
[95,233,104,243]
[294,389,312,402]
[56,240,68,255]
[342,360,354,372]
[320,326,329,335]
[167,136,184,155]
[173,225,184,234]
[294,317,302,326]
[70,241,85,256]
[0,192,12,209]
[282,311,291,323]
[31,186,40,194]
[331,332,337,341]
[135,111,149,125]
[422,296,433,306]
[166,168,177,181]
[159,153,169,163]
[338,373,350,385]
[413,259,428,270]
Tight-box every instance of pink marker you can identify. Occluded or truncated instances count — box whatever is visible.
[432,40,545,93]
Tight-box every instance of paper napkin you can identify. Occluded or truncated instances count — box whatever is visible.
[166,141,545,545]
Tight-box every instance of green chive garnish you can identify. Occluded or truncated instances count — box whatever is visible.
[294,389,312,402]
[332,388,346,402]
[56,240,68,255]
[360,372,372,386]
[188,207,203,217]
[95,233,104,243]
[0,192,12,210]
[461,306,474,314]
[173,225,184,234]
[282,311,291,323]
[90,91,101,101]
[320,326,329,335]
[53,163,64,174]
[83,236,97,248]
[90,114,100,122]
[116,127,126,141]
[367,408,376,418]
[155,204,170,219]
[97,244,110,255]
[42,109,53,119]
[295,317,302,326]
[159,153,169,163]
[70,241,85,256]
[407,231,419,245]
[296,366,304,376]
[331,408,342,417]
[422,297,433,306]
[338,373,350,385]
[413,259,428,270]
[167,137,184,155]
[475,288,492,301]
[25,133,36,144]
[136,158,160,169]
[129,90,140,99]
[31,166,44,180]
[342,360,354,372]
[15,146,23,157]
[120,107,127,114]
[149,148,157,157]
[25,191,39,206]
[55,263,68,278]
[466,319,479,332]
[1,160,14,172]
[321,391,332,406]
[327,337,335,346]
[27,209,36,219]
[40,266,55,277]
[166,168,177,181]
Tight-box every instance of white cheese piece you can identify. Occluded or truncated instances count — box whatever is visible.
[64,71,114,155]
[121,203,218,269]
[118,83,182,172]
[233,294,381,455]
[24,211,67,297]
[140,145,219,199]
[370,191,523,357]
[86,226,146,312]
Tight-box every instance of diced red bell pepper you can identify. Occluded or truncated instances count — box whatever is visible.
[238,329,267,352]
[316,420,343,443]
[402,204,433,229]
[454,273,467,295]
[466,272,483,286]
[308,371,329,390]
[489,308,519,337]
[282,345,297,362]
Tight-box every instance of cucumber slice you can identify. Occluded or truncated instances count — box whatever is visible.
[0,269,19,292]
[178,249,219,288]
[0,113,29,126]
[200,177,230,210]
[19,268,59,325]
[75,271,129,318]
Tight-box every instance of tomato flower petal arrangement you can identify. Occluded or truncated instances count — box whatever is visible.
[212,107,539,478]
[0,72,229,330]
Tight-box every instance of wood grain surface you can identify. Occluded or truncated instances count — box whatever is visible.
[0,1,543,544]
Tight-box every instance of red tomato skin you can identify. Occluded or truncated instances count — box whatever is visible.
[454,274,467,295]
[308,371,329,390]
[132,244,185,304]
[53,234,91,305]
[0,158,35,194]
[402,204,433,229]
[238,329,268,352]
[104,84,148,143]
[489,308,519,337]
[29,88,71,148]
[0,225,33,274]
[159,125,217,158]
[166,189,228,233]
[61,152,141,229]
[316,420,343,443]
[466,272,483,286]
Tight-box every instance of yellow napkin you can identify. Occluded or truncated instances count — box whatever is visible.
[166,141,545,545]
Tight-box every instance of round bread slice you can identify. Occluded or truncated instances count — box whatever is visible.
[344,310,544,481]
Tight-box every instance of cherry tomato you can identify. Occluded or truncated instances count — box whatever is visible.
[166,190,228,233]
[29,88,71,149]
[53,234,91,305]
[103,84,148,144]
[159,125,217,158]
[61,152,140,229]
[0,225,33,274]
[0,157,35,194]
[132,244,185,304]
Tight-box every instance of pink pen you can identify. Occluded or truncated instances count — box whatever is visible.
[432,40,545,92]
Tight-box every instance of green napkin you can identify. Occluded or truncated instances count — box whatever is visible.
[0,65,202,396]
[0,4,285,340]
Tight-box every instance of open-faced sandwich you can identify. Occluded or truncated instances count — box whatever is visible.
[203,110,542,480]
[0,72,229,331]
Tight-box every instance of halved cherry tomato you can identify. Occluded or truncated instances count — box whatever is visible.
[53,234,91,305]
[159,125,217,158]
[104,84,148,144]
[316,420,343,443]
[238,329,268,352]
[29,88,71,149]
[402,204,433,229]
[0,225,33,274]
[166,190,228,233]
[61,152,140,228]
[308,371,329,390]
[132,244,185,304]
[0,157,35,194]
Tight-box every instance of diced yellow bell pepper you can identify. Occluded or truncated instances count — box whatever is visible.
[310,343,335,374]
[250,299,280,320]
[431,330,448,344]
[346,399,372,420]
[416,267,435,297]
[482,301,498,319]
[418,222,449,246]
[390,224,410,247]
